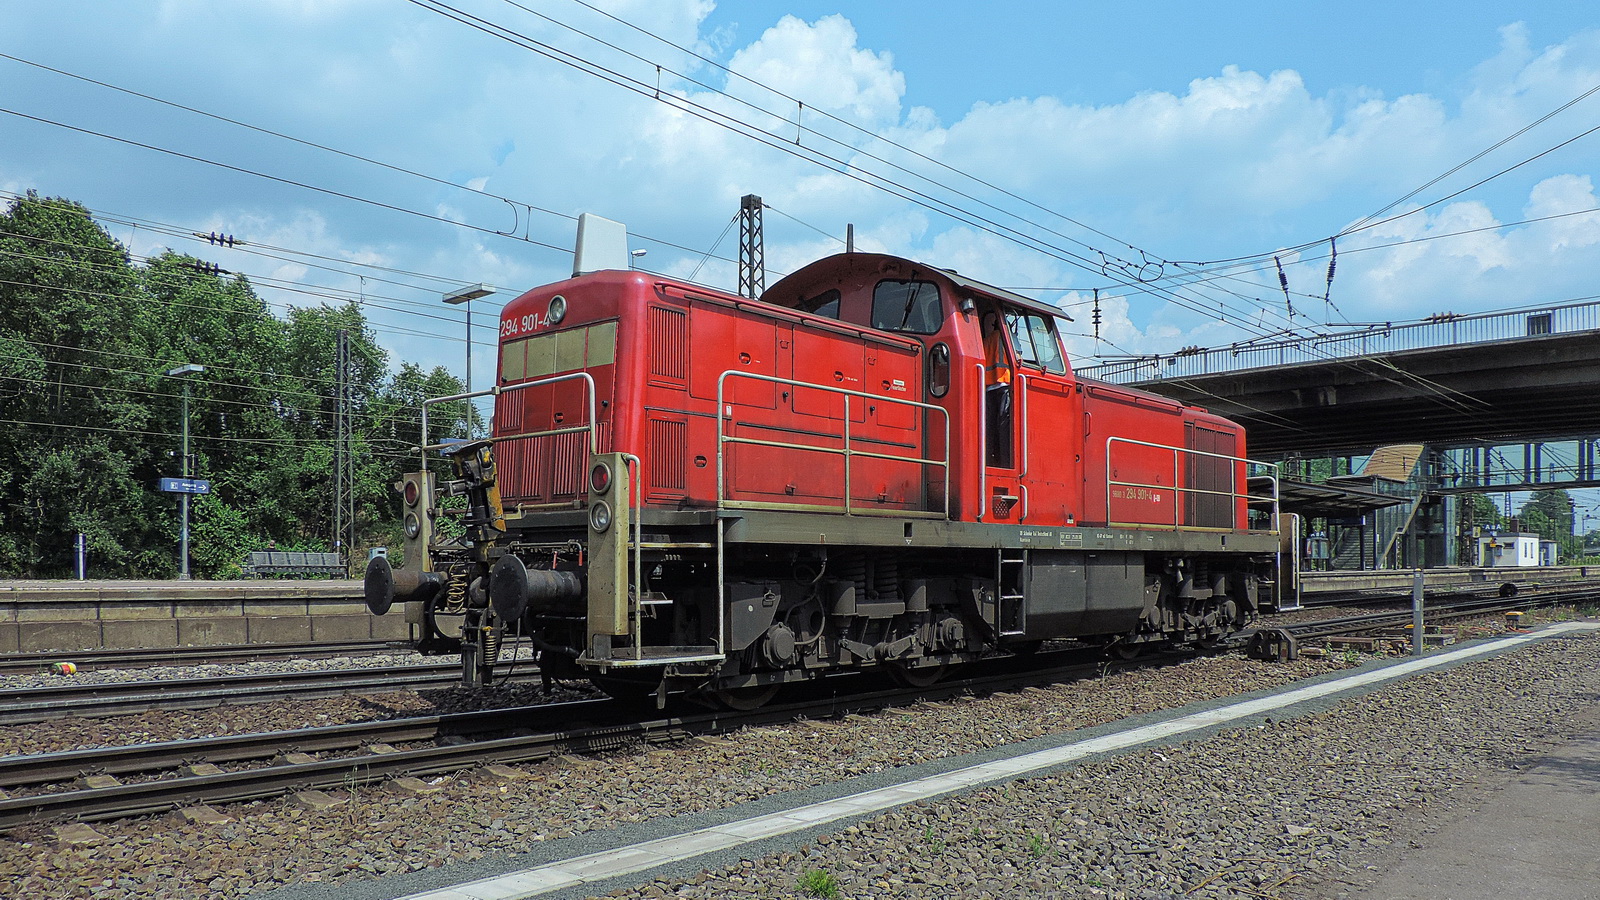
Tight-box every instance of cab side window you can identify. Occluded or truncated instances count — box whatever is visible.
[871,280,943,334]
[801,289,841,319]
[1004,309,1066,374]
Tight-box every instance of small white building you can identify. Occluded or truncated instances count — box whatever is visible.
[1540,540,1560,567]
[1478,532,1541,567]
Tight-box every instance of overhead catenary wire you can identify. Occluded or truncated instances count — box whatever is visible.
[403,0,1309,337]
[0,53,745,275]
[1,39,1305,343]
[496,0,1157,267]
[1,40,1580,432]
[1165,79,1600,275]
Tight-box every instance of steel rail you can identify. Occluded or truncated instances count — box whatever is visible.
[0,699,611,789]
[0,663,542,725]
[1275,585,1600,641]
[1296,577,1597,609]
[0,639,401,678]
[0,648,1170,831]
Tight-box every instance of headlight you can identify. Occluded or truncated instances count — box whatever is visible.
[404,512,421,539]
[547,294,567,325]
[589,500,612,533]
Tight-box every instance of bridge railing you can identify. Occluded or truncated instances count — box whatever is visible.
[1078,300,1600,383]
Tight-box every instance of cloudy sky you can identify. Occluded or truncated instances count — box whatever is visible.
[4,1,1599,398]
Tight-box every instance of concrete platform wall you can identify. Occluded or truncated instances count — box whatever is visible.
[0,579,408,652]
[1300,565,1595,594]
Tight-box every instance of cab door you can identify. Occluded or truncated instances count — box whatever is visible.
[999,306,1079,526]
[979,305,1022,522]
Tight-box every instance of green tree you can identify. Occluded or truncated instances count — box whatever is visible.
[1520,489,1575,536]
[0,193,475,578]
[0,192,170,576]
[1519,488,1579,561]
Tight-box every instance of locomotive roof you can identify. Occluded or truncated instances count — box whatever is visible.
[938,267,1074,322]
[764,252,1073,322]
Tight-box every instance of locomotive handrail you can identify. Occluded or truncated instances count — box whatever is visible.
[1105,436,1280,533]
[976,363,986,520]
[716,371,952,518]
[621,452,644,660]
[417,372,598,473]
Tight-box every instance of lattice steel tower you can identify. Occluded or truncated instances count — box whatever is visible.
[738,194,764,299]
[332,328,356,570]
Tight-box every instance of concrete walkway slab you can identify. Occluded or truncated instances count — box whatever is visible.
[1350,713,1600,900]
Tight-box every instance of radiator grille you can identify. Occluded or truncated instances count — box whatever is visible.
[649,418,687,492]
[649,306,688,381]
[497,431,587,502]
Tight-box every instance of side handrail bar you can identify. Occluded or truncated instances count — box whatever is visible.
[976,363,986,521]
[1105,436,1280,533]
[621,452,644,658]
[419,372,598,472]
[716,370,952,517]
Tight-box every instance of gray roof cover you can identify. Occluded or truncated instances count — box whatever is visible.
[936,268,1074,322]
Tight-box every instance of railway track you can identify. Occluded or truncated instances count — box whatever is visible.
[0,648,1155,831]
[1,587,1594,831]
[0,639,403,677]
[0,662,543,725]
[1297,574,1600,609]
[1279,583,1600,642]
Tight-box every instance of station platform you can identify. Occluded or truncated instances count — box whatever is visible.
[1298,564,1593,596]
[0,578,400,652]
[0,565,1593,652]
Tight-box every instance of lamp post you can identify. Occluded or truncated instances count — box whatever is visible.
[166,363,205,579]
[443,284,495,435]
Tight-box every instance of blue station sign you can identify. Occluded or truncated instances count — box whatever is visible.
[159,478,212,494]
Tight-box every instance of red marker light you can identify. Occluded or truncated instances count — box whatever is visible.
[590,461,612,495]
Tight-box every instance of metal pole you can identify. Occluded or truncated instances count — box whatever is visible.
[1411,569,1424,657]
[76,532,86,580]
[179,380,191,581]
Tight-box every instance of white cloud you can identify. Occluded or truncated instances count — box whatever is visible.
[725,15,904,127]
[5,3,1600,368]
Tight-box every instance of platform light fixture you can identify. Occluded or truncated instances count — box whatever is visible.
[166,363,205,580]
[442,284,495,434]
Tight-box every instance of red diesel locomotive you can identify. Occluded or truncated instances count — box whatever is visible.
[366,251,1283,706]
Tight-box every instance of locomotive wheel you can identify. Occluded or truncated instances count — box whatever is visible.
[712,683,780,711]
[1108,641,1143,660]
[590,672,662,706]
[888,658,949,688]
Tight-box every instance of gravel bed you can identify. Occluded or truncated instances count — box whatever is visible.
[0,611,1587,899]
[613,620,1600,900]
